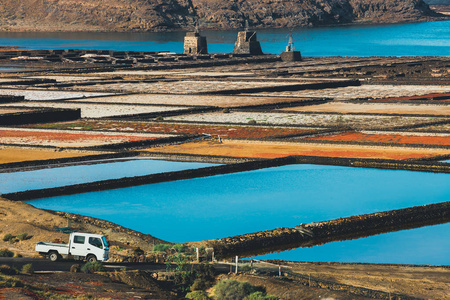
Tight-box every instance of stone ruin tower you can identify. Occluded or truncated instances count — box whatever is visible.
[184,23,208,55]
[233,20,263,55]
[280,33,302,61]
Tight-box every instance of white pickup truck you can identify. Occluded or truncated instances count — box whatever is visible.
[35,232,109,262]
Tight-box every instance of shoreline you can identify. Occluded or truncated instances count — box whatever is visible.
[0,17,448,34]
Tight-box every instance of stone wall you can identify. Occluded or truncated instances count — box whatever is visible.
[0,108,80,125]
[208,201,450,258]
[3,155,450,201]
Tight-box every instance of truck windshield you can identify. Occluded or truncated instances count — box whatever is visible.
[102,236,109,249]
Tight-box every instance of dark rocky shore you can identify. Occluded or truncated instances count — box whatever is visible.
[0,0,447,32]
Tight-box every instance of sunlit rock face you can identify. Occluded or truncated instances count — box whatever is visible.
[0,0,442,32]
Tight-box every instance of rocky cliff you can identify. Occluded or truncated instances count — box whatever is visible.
[0,0,445,32]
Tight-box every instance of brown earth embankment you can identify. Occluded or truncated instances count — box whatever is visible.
[3,155,450,201]
[1,156,296,200]
[0,197,166,257]
[206,201,450,259]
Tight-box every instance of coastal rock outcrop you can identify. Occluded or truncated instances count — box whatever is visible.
[349,0,438,23]
[0,0,445,32]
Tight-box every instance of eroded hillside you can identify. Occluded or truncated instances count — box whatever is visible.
[0,0,444,32]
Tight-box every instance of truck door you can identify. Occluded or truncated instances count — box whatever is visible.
[88,237,105,260]
[70,234,89,257]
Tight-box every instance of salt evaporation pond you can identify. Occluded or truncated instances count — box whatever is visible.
[28,164,450,264]
[0,159,219,194]
[0,68,34,71]
[257,223,450,265]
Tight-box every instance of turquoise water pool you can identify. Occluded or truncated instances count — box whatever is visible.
[26,164,449,265]
[0,68,35,71]
[0,159,219,194]
[257,223,450,264]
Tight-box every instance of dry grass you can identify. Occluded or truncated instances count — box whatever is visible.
[0,197,165,258]
[143,139,450,160]
[0,146,102,164]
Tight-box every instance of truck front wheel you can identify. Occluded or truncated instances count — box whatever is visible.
[86,255,97,263]
[48,251,60,262]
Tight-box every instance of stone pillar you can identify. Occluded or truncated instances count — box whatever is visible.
[280,34,302,61]
[280,50,302,62]
[184,32,208,55]
[233,31,263,55]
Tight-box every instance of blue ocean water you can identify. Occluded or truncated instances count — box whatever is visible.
[27,164,450,264]
[0,159,218,194]
[0,21,449,56]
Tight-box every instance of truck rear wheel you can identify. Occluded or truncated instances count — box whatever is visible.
[86,255,97,263]
[48,251,60,262]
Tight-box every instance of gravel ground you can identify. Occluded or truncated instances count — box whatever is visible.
[94,70,255,77]
[192,57,425,74]
[0,108,31,114]
[170,111,443,129]
[279,101,450,115]
[62,80,300,94]
[0,101,192,118]
[408,123,450,132]
[68,94,310,107]
[0,78,28,83]
[0,89,112,101]
[1,126,173,137]
[360,130,450,137]
[25,75,104,82]
[0,127,172,147]
[249,85,450,100]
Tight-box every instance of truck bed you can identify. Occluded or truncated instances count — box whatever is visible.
[35,242,69,255]
[36,242,69,248]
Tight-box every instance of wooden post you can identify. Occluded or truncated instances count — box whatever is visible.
[196,247,199,262]
[235,256,238,274]
[389,279,392,300]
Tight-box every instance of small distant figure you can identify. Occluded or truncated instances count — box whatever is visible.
[218,135,222,143]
